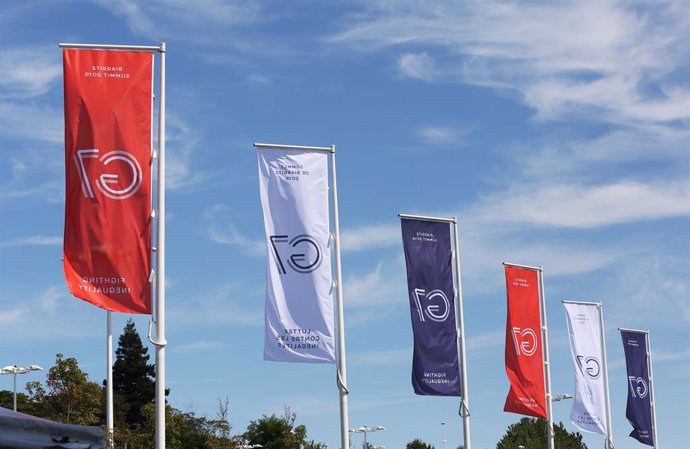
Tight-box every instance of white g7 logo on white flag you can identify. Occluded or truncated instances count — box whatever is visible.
[628,376,648,398]
[413,288,451,322]
[512,327,538,356]
[74,149,143,200]
[576,355,601,379]
[269,234,323,274]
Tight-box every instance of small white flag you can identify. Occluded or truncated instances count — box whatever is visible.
[257,147,335,363]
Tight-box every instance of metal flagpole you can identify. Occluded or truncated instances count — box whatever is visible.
[451,218,471,449]
[155,41,167,449]
[107,312,114,447]
[330,145,351,449]
[647,331,659,449]
[597,303,614,449]
[537,268,555,449]
[58,41,166,449]
[253,143,350,449]
[398,213,471,449]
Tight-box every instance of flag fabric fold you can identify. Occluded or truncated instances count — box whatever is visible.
[503,265,547,418]
[257,148,335,363]
[401,218,460,396]
[62,49,153,314]
[564,302,608,435]
[621,330,655,446]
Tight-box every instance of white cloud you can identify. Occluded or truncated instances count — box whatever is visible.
[0,46,61,99]
[0,102,63,144]
[341,223,400,252]
[417,124,470,147]
[0,235,62,248]
[331,0,690,127]
[398,52,438,82]
[168,282,262,328]
[203,204,264,254]
[350,348,409,366]
[472,180,690,229]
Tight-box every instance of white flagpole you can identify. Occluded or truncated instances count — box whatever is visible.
[451,219,471,449]
[537,268,555,449]
[597,303,614,449]
[107,311,114,448]
[155,41,167,449]
[647,331,659,449]
[330,144,350,449]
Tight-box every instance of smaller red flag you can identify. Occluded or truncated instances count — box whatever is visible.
[503,265,547,418]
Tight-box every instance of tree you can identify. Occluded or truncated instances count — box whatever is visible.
[112,318,157,427]
[496,418,587,449]
[243,406,314,449]
[26,353,103,425]
[406,439,435,449]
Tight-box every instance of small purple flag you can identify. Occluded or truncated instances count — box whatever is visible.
[401,218,460,396]
[621,330,655,446]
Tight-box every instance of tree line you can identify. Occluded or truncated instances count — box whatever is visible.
[0,320,587,448]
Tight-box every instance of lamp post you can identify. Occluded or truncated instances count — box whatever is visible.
[553,393,574,402]
[441,421,447,449]
[0,364,43,411]
[348,425,384,447]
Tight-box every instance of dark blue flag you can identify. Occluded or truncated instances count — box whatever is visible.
[621,330,655,446]
[401,218,460,396]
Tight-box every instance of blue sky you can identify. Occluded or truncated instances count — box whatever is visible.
[1,1,689,448]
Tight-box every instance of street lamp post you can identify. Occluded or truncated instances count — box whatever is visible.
[441,421,447,449]
[0,364,43,411]
[553,393,574,402]
[348,425,384,447]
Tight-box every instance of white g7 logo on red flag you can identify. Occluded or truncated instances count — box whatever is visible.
[269,234,322,274]
[628,376,648,398]
[576,355,601,379]
[413,288,451,322]
[512,327,538,356]
[74,149,143,200]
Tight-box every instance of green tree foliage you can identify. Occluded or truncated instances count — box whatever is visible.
[112,319,157,427]
[0,390,31,413]
[406,438,435,449]
[496,417,587,449]
[243,406,317,449]
[25,353,103,425]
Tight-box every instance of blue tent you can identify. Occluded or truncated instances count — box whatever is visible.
[0,407,105,449]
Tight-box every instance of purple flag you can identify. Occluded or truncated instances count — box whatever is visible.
[401,218,460,396]
[621,330,655,446]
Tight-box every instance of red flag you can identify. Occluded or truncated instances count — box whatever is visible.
[62,49,153,314]
[503,265,547,418]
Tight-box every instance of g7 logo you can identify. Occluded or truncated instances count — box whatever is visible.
[74,149,143,200]
[628,376,648,398]
[512,327,538,356]
[576,356,601,379]
[270,234,322,274]
[413,288,451,322]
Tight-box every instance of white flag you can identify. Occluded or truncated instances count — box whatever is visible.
[563,302,608,435]
[257,148,335,363]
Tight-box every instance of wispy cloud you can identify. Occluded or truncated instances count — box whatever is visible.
[350,348,409,366]
[341,223,400,252]
[0,46,61,99]
[203,204,264,254]
[417,124,471,147]
[471,180,690,229]
[0,235,62,249]
[331,0,690,127]
[168,282,263,328]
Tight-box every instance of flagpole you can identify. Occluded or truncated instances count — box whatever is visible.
[106,311,113,448]
[595,303,614,449]
[451,219,471,449]
[154,41,167,449]
[647,331,659,449]
[330,144,351,449]
[537,268,555,449]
